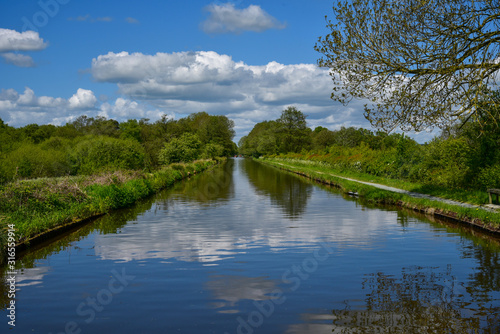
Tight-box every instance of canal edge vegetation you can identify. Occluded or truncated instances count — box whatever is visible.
[0,158,222,264]
[0,111,238,265]
[258,157,500,234]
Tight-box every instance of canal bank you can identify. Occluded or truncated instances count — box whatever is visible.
[0,159,222,264]
[258,157,500,234]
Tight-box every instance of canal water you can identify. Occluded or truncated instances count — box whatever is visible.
[1,158,500,333]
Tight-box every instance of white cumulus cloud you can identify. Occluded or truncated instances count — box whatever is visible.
[91,51,331,105]
[68,88,97,109]
[99,97,166,120]
[0,28,47,52]
[201,3,286,34]
[0,28,47,67]
[90,50,374,142]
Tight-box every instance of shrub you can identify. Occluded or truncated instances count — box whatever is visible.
[202,142,225,159]
[476,165,500,190]
[422,137,473,188]
[70,136,145,175]
[4,142,71,180]
[158,133,201,164]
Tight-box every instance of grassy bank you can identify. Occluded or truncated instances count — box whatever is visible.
[259,157,500,232]
[0,159,221,263]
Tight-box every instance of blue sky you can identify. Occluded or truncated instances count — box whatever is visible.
[0,0,434,142]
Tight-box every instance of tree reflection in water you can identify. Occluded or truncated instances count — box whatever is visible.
[331,266,499,333]
[164,158,235,206]
[241,159,313,219]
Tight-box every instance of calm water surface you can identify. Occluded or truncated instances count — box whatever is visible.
[2,158,500,333]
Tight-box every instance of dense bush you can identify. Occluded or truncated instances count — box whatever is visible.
[202,142,225,159]
[3,142,71,180]
[69,137,145,175]
[158,133,202,164]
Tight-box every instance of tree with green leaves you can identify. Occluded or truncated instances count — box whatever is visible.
[276,106,311,152]
[238,121,280,157]
[158,133,202,164]
[315,0,500,132]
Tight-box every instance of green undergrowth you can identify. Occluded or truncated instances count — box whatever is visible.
[264,157,489,205]
[260,157,500,228]
[0,158,221,262]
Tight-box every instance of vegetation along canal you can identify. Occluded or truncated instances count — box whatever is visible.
[2,158,500,333]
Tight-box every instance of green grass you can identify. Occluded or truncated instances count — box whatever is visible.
[260,157,500,229]
[0,159,221,263]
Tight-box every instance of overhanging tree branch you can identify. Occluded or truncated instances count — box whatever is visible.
[316,0,500,131]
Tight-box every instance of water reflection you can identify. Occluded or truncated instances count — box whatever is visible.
[327,266,499,333]
[241,159,313,219]
[463,245,500,304]
[165,159,235,206]
[206,275,279,312]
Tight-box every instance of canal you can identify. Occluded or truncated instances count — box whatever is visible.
[1,158,500,333]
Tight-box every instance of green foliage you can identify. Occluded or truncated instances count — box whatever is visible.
[69,136,145,175]
[119,119,142,142]
[312,127,336,150]
[239,121,280,157]
[316,0,500,132]
[276,106,312,153]
[0,112,234,182]
[2,142,72,180]
[422,137,474,188]
[158,133,202,164]
[202,142,225,159]
[477,165,500,190]
[239,107,311,156]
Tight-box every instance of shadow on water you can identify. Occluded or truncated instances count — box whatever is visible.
[241,159,313,219]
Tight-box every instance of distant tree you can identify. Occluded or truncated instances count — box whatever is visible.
[276,106,311,153]
[69,115,119,137]
[333,126,366,148]
[120,119,142,142]
[316,0,500,132]
[239,121,280,157]
[202,143,225,159]
[312,127,336,149]
[197,114,236,155]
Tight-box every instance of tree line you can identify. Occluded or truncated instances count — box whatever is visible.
[0,112,237,184]
[238,106,407,157]
[239,105,500,191]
